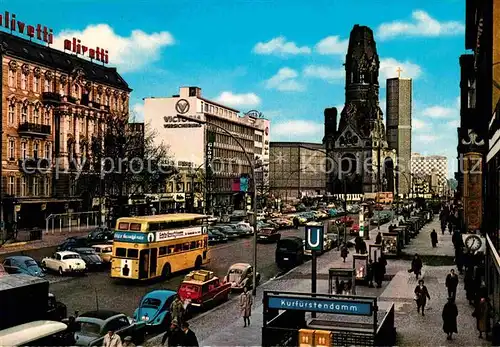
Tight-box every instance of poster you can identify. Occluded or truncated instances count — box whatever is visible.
[121,259,131,277]
[329,269,355,295]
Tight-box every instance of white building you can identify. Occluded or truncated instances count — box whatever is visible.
[411,153,448,195]
[144,86,270,212]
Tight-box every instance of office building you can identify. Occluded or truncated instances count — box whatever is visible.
[386,77,412,196]
[144,86,270,213]
[269,142,326,201]
[411,153,448,194]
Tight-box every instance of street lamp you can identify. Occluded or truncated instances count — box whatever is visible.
[177,114,258,296]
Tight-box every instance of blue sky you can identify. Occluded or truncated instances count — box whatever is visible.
[4,0,465,176]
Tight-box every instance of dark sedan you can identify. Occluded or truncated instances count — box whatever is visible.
[87,227,114,243]
[72,247,104,270]
[208,229,228,243]
[57,236,89,251]
[257,228,281,243]
[214,225,240,239]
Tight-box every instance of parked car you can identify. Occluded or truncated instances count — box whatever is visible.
[235,223,253,236]
[214,225,240,239]
[2,256,45,277]
[257,228,281,243]
[133,290,177,332]
[276,237,304,269]
[178,270,231,311]
[350,224,360,235]
[73,310,145,346]
[219,224,246,237]
[336,216,355,227]
[223,263,260,291]
[273,218,293,229]
[296,204,306,212]
[57,237,89,251]
[72,248,103,270]
[41,251,86,276]
[347,204,360,214]
[87,228,114,244]
[92,244,113,264]
[208,229,228,244]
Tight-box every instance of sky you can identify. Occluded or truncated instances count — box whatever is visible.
[3,0,465,177]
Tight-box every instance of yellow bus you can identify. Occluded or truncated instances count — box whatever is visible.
[110,213,210,280]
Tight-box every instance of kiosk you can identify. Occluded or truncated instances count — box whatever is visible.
[369,244,383,262]
[382,232,400,257]
[328,268,356,295]
[353,254,369,283]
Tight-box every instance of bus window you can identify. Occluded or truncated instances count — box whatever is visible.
[118,223,129,230]
[116,248,126,257]
[127,249,139,258]
[159,247,167,255]
[183,243,190,251]
[168,246,175,254]
[174,244,182,252]
[197,241,202,248]
[190,241,196,249]
[130,223,141,231]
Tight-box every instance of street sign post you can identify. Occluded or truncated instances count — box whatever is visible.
[305,225,324,318]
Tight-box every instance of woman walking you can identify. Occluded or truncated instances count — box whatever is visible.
[473,297,492,339]
[239,286,253,327]
[411,254,423,280]
[442,297,458,340]
[414,279,430,316]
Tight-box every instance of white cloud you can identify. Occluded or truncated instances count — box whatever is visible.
[413,118,427,130]
[215,91,261,107]
[272,120,323,141]
[303,65,345,83]
[414,134,438,143]
[261,110,282,118]
[131,102,144,121]
[315,36,348,55]
[421,106,456,119]
[265,67,305,92]
[253,37,311,56]
[379,58,422,80]
[446,119,460,127]
[54,24,174,73]
[377,10,464,40]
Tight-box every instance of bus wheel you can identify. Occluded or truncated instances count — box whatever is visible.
[161,263,171,279]
[194,256,202,269]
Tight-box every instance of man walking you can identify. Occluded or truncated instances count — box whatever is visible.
[430,229,438,248]
[170,296,185,325]
[442,297,458,340]
[445,269,459,300]
[239,286,253,327]
[180,321,199,347]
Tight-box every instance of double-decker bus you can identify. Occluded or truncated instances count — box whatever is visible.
[111,214,210,280]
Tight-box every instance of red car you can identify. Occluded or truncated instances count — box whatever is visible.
[350,224,360,235]
[178,270,231,311]
[336,216,354,227]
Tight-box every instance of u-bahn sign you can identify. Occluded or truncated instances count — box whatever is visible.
[305,225,323,252]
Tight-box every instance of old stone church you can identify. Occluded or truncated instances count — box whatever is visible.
[323,24,396,194]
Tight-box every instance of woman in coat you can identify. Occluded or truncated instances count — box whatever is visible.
[414,279,430,316]
[411,254,423,280]
[474,297,492,339]
[239,286,253,327]
[340,244,349,262]
[442,297,458,340]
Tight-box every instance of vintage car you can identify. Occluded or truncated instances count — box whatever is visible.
[72,248,103,270]
[2,255,45,277]
[41,251,86,275]
[133,290,177,331]
[336,216,355,227]
[178,270,231,311]
[257,228,281,243]
[92,244,113,263]
[208,229,228,244]
[235,223,253,236]
[272,218,293,229]
[350,223,360,235]
[57,236,90,251]
[73,310,145,346]
[223,263,260,291]
[87,228,114,244]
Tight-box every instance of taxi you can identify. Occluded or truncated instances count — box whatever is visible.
[92,244,113,264]
[178,270,231,311]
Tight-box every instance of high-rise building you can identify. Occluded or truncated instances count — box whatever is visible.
[411,153,448,194]
[386,77,412,196]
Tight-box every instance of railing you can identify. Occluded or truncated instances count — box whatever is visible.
[41,92,61,104]
[45,211,101,234]
[18,122,51,135]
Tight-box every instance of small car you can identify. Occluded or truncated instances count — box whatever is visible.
[336,216,354,227]
[257,228,281,243]
[92,244,113,263]
[214,225,239,239]
[87,227,114,243]
[41,251,87,275]
[235,223,253,236]
[2,255,45,277]
[178,270,231,311]
[219,224,246,237]
[57,236,89,251]
[273,218,293,229]
[276,237,304,269]
[72,248,103,270]
[350,223,360,235]
[224,263,260,291]
[133,290,177,331]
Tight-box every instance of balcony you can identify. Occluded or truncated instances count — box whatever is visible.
[18,157,51,171]
[41,92,62,105]
[18,122,51,137]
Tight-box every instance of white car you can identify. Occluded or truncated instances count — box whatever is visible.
[41,251,87,275]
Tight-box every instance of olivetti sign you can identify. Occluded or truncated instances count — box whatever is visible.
[164,114,203,128]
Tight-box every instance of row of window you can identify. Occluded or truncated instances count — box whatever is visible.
[6,176,51,197]
[207,117,255,138]
[115,239,207,259]
[202,101,237,119]
[7,138,52,161]
[7,103,51,126]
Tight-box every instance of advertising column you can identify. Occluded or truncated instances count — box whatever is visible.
[205,131,215,215]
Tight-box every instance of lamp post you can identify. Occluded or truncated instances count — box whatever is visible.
[177,114,258,296]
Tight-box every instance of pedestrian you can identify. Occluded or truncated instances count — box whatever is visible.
[103,330,122,347]
[441,221,446,235]
[464,266,476,305]
[366,259,374,288]
[445,269,459,301]
[122,336,135,347]
[170,296,185,326]
[239,286,253,327]
[430,229,438,248]
[354,236,361,254]
[375,232,382,245]
[180,321,199,347]
[379,254,387,277]
[166,319,184,347]
[340,244,349,262]
[293,216,299,229]
[473,297,492,339]
[414,279,430,316]
[373,258,384,288]
[410,254,423,280]
[442,297,458,340]
[448,221,453,235]
[360,239,367,254]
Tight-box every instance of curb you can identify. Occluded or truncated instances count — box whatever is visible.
[2,241,28,248]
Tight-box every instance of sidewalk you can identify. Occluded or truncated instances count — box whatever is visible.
[401,216,455,258]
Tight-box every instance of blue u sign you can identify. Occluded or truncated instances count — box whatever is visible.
[305,226,323,251]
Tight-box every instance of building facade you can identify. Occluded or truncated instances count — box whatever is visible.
[0,30,131,230]
[144,86,270,214]
[269,142,326,201]
[411,153,448,195]
[324,25,396,195]
[386,77,412,197]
